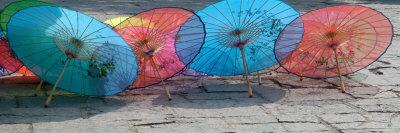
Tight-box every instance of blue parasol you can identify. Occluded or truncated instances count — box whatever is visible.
[6,5,138,107]
[189,0,300,96]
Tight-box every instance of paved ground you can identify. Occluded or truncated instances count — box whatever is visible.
[1,0,400,133]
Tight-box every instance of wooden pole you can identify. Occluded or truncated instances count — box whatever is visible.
[199,76,205,89]
[34,80,44,96]
[257,71,262,85]
[240,47,253,98]
[150,58,172,101]
[44,58,71,107]
[333,48,346,93]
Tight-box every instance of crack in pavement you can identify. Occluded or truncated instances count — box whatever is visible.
[368,66,400,75]
[269,78,339,89]
[316,116,343,133]
[133,121,176,127]
[377,60,392,65]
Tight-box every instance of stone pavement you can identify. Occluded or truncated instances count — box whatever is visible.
[0,0,400,133]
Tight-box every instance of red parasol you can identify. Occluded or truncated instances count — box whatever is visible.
[114,8,205,100]
[275,5,393,92]
[0,36,22,76]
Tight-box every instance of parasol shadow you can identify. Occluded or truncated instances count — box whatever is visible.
[0,84,126,124]
[151,82,286,109]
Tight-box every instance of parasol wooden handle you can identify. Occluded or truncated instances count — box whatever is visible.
[44,58,71,108]
[199,76,205,89]
[257,71,262,85]
[34,80,44,96]
[240,47,253,98]
[150,57,172,101]
[333,48,346,93]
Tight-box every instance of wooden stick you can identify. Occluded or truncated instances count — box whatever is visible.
[198,76,205,89]
[34,80,44,96]
[150,58,172,101]
[257,71,262,85]
[333,48,346,93]
[240,47,253,98]
[44,58,71,107]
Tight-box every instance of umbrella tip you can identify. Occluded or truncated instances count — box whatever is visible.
[44,105,49,108]
[168,98,172,101]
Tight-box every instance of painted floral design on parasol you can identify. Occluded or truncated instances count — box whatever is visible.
[275,5,393,92]
[189,0,300,97]
[114,8,205,100]
[7,5,138,107]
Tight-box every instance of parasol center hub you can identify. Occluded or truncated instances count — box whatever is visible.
[328,42,339,49]
[70,38,83,48]
[230,29,245,36]
[144,49,156,56]
[325,31,337,39]
[138,39,150,45]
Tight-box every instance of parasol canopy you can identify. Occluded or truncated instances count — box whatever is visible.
[0,28,23,76]
[104,16,130,27]
[0,0,54,32]
[0,0,53,77]
[275,5,393,79]
[114,8,205,89]
[189,0,300,76]
[6,5,139,98]
[187,0,299,96]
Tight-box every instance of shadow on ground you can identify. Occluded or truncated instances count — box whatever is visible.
[151,83,286,109]
[0,84,126,124]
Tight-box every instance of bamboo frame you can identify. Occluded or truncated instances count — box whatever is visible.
[150,57,172,101]
[257,71,262,85]
[333,48,346,93]
[44,58,71,107]
[34,80,44,96]
[199,76,205,89]
[240,47,253,98]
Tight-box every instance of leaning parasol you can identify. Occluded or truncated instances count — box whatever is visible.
[275,5,393,92]
[114,7,205,100]
[7,5,139,107]
[189,0,300,97]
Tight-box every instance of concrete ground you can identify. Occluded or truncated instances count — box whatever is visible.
[0,0,400,132]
